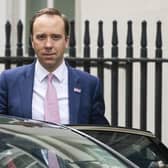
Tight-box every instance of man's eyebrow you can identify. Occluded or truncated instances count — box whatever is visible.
[51,34,62,36]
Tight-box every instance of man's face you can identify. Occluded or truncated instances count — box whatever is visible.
[32,14,68,72]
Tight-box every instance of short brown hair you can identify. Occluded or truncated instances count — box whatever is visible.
[30,8,69,37]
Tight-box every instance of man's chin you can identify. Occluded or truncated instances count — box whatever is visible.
[43,62,59,72]
[39,58,63,71]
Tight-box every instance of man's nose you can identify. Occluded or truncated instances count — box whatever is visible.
[44,38,53,48]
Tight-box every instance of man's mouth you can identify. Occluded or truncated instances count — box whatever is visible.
[43,53,56,56]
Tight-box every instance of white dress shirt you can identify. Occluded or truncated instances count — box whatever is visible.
[32,60,69,124]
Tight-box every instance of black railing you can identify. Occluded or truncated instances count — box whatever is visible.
[140,21,147,131]
[0,20,166,140]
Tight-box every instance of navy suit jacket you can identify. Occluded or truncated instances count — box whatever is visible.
[0,61,109,125]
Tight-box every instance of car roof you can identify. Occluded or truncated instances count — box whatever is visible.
[70,125,156,138]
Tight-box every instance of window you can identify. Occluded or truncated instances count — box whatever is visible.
[25,0,75,54]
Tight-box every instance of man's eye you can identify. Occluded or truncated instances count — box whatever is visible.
[52,35,62,40]
[36,35,46,40]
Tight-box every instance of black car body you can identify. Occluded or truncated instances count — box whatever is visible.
[0,115,139,168]
[71,126,168,168]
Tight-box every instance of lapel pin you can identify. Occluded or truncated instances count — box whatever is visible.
[74,88,81,93]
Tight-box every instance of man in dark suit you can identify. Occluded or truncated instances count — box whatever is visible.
[0,8,109,125]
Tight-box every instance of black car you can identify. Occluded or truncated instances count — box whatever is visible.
[71,126,168,168]
[0,115,139,168]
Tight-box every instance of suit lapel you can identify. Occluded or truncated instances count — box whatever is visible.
[68,66,81,124]
[19,62,35,118]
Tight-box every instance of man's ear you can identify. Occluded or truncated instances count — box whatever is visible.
[31,35,34,49]
[65,36,69,48]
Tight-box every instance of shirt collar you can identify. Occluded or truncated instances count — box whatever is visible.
[35,60,67,83]
[52,61,67,82]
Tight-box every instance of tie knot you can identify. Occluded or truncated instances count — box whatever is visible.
[48,73,54,82]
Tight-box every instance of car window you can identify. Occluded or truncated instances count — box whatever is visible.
[82,130,168,168]
[0,127,133,168]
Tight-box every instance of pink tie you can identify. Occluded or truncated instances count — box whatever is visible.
[44,73,60,124]
[48,151,60,168]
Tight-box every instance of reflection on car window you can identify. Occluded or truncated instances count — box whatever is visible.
[0,144,45,167]
[83,130,168,168]
[0,128,130,168]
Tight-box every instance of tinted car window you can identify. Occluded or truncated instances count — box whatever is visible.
[83,130,168,168]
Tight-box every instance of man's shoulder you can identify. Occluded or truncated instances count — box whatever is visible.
[68,66,98,80]
[1,63,35,78]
